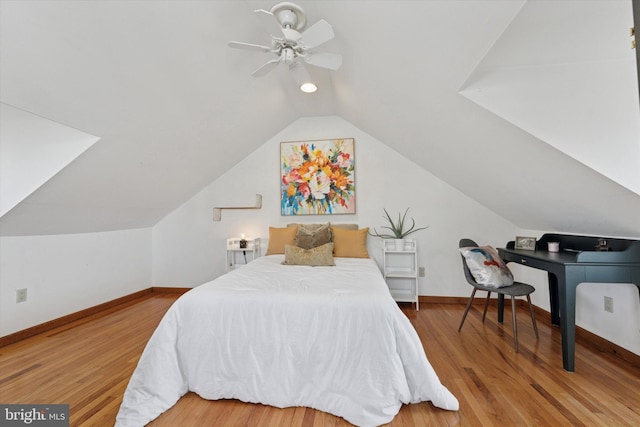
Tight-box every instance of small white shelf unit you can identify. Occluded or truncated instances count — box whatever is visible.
[226,237,261,272]
[382,239,419,311]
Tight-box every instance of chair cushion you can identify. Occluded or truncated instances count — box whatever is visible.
[459,245,514,288]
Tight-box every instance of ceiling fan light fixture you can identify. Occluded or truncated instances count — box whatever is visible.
[299,82,317,93]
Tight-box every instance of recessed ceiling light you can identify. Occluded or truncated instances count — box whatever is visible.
[300,82,317,93]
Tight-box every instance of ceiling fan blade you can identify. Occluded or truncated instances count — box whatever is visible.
[298,19,334,50]
[253,8,273,17]
[252,58,280,77]
[227,41,272,53]
[253,9,283,36]
[281,28,301,44]
[304,52,342,70]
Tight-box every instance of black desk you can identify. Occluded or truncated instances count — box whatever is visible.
[498,234,640,372]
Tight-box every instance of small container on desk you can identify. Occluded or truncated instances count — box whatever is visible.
[226,237,261,272]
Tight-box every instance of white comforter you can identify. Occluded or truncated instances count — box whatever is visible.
[116,256,458,427]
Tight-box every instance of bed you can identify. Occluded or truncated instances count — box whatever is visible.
[116,226,458,426]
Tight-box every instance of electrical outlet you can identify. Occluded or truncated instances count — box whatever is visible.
[418,267,425,277]
[16,288,27,303]
[604,296,614,313]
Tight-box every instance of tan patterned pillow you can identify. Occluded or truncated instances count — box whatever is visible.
[282,243,335,266]
[296,223,333,249]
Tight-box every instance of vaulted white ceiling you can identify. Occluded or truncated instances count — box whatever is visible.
[1,0,639,237]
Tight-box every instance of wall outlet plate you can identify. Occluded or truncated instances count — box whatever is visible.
[418,267,425,277]
[604,296,614,313]
[16,288,27,303]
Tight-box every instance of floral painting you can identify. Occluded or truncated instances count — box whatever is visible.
[281,138,355,216]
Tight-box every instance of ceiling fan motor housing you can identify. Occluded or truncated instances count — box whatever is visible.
[277,10,297,29]
[271,2,307,31]
[282,47,295,63]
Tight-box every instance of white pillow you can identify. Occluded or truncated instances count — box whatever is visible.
[459,245,514,288]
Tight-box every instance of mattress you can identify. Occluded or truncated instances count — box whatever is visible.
[115,255,458,426]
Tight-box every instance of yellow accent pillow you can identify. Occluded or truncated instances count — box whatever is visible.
[282,243,335,266]
[265,226,298,255]
[332,227,370,258]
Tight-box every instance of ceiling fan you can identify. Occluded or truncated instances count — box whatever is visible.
[228,2,342,91]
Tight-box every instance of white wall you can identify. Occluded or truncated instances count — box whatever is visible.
[152,116,519,297]
[0,228,152,336]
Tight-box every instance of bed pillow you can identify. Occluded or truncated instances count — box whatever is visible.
[288,223,323,232]
[265,226,298,255]
[459,245,514,288]
[296,223,333,249]
[282,243,335,266]
[332,226,370,258]
[288,223,359,230]
[330,223,359,230]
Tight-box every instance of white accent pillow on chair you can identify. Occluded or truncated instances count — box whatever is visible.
[459,245,514,288]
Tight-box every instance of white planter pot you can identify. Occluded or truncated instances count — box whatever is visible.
[394,239,405,251]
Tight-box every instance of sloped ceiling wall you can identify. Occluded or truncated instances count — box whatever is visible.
[1,0,639,237]
[0,103,99,216]
[460,0,640,195]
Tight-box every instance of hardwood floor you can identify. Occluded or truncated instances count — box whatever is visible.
[1,294,639,426]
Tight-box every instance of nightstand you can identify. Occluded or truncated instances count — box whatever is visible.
[382,239,419,310]
[226,237,261,272]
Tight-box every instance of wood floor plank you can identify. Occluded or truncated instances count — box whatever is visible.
[1,295,639,426]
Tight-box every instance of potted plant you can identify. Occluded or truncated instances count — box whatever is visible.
[370,208,429,250]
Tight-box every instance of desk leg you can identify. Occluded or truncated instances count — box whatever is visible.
[548,272,560,326]
[497,294,505,323]
[558,284,575,372]
[633,267,640,302]
[559,268,583,372]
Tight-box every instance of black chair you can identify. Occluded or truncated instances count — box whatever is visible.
[458,238,539,352]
